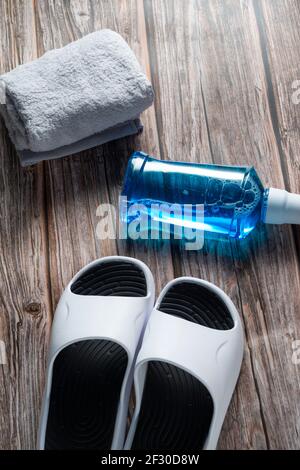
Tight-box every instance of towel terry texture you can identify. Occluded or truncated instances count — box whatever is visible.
[0,29,154,165]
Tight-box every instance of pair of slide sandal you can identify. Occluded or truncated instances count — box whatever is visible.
[38,256,243,450]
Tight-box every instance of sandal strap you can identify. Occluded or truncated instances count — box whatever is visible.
[49,293,152,362]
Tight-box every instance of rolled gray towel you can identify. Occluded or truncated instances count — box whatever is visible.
[0,29,154,166]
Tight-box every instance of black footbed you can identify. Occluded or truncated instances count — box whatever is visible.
[45,260,147,450]
[132,281,234,450]
[159,282,234,330]
[71,260,147,297]
[45,340,127,449]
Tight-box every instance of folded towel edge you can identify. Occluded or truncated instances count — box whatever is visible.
[19,118,143,166]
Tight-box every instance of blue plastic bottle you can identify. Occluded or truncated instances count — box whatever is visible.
[121,152,300,239]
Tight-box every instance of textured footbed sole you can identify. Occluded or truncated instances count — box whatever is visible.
[159,282,234,330]
[45,340,127,449]
[45,260,147,450]
[71,260,147,297]
[132,281,234,450]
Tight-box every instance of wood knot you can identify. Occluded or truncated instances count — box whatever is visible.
[24,302,41,316]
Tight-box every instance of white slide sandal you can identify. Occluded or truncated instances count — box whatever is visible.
[38,256,155,450]
[125,277,244,450]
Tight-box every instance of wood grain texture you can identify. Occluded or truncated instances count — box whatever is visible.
[253,0,300,446]
[0,0,300,450]
[0,0,51,450]
[197,0,300,449]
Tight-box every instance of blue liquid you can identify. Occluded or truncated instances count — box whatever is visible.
[121,152,266,239]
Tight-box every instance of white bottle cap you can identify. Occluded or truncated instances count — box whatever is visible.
[264,188,300,224]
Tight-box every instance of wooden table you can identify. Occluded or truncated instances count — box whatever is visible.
[0,0,300,450]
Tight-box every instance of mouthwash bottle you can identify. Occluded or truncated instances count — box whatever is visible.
[121,152,300,239]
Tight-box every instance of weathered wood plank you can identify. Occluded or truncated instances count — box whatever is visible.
[0,0,51,450]
[254,0,300,195]
[34,1,118,308]
[253,0,300,447]
[145,0,300,449]
[34,0,174,306]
